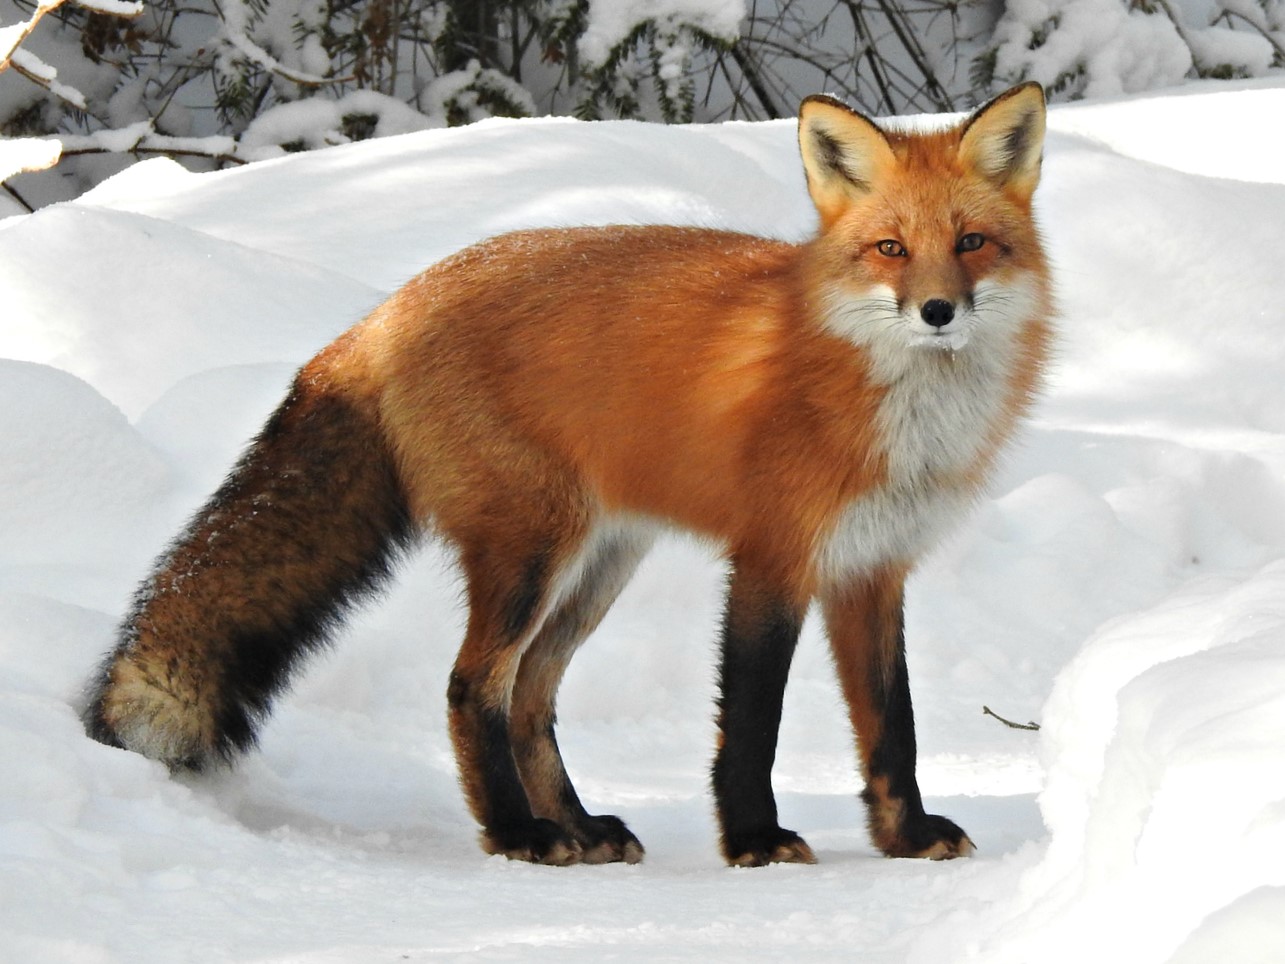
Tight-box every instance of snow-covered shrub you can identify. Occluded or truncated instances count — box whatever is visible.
[0,0,746,204]
[4,0,1283,210]
[983,0,1284,99]
[577,0,743,121]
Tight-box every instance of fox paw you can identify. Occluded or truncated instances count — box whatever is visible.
[574,814,645,865]
[482,818,583,866]
[880,813,975,860]
[722,826,817,867]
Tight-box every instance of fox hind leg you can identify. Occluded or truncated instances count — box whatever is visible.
[508,528,653,864]
[446,505,605,865]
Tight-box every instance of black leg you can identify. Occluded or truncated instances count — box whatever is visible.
[711,561,814,866]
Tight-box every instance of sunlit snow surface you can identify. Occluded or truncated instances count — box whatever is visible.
[2,78,1285,961]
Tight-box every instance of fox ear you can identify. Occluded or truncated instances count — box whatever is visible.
[798,95,897,229]
[959,83,1046,201]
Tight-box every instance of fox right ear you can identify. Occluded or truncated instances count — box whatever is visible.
[798,95,897,230]
[959,82,1046,202]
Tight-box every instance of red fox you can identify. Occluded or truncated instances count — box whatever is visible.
[84,83,1052,867]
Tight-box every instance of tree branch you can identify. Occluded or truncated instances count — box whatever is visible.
[727,39,784,119]
[3,179,36,212]
[983,706,1041,731]
[1,0,71,69]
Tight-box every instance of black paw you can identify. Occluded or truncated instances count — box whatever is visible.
[721,826,817,867]
[573,814,645,865]
[881,813,975,860]
[482,818,583,866]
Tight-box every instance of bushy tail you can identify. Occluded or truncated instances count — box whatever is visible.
[83,374,416,770]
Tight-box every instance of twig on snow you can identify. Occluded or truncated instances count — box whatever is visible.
[983,706,1041,731]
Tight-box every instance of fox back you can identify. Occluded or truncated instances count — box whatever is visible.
[85,84,1053,867]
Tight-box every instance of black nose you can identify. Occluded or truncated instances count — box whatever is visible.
[920,299,955,328]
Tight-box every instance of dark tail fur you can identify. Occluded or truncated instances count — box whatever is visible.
[83,372,416,769]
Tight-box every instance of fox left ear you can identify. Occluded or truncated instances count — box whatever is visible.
[798,94,898,230]
[959,83,1046,201]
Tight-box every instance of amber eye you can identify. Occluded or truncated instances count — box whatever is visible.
[876,239,906,258]
[957,233,986,253]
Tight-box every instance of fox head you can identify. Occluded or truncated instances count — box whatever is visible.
[798,84,1049,357]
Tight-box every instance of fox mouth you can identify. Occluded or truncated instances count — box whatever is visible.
[910,326,971,351]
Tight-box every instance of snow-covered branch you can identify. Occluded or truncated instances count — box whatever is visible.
[219,0,353,88]
[8,46,88,110]
[1,0,66,69]
[0,136,61,183]
[1,0,141,69]
[1,0,146,191]
[54,123,246,163]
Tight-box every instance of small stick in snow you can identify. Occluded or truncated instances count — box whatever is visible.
[982,706,1040,730]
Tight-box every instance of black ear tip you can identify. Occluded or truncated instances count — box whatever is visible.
[1010,82,1048,114]
[977,82,1047,119]
[800,93,854,114]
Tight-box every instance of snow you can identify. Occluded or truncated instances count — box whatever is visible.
[0,134,60,181]
[579,0,746,67]
[239,91,442,157]
[991,0,1196,99]
[3,78,1285,960]
[1187,25,1277,77]
[75,0,144,15]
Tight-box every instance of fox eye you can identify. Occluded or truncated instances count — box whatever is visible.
[876,240,906,258]
[957,233,986,253]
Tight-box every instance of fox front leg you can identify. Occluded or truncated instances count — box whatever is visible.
[710,559,816,867]
[822,568,974,859]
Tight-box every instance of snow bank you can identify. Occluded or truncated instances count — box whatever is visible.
[0,203,384,417]
[3,81,1285,960]
[916,564,1285,962]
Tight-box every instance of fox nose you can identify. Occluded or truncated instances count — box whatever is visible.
[920,299,955,328]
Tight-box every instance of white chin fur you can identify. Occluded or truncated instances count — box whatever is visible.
[909,328,971,351]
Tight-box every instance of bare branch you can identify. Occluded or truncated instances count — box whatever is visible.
[983,706,1041,731]
[727,39,785,119]
[3,179,36,212]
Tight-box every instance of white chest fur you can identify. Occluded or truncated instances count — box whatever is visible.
[816,292,1026,581]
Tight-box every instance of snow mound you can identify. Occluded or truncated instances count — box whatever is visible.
[0,360,167,580]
